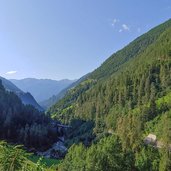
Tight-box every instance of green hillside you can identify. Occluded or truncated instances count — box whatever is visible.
[49,19,171,126]
[0,80,61,170]
[0,79,59,151]
[49,19,171,171]
[90,18,171,80]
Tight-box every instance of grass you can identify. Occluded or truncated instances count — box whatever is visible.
[29,154,61,167]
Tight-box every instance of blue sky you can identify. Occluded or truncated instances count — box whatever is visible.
[0,0,171,80]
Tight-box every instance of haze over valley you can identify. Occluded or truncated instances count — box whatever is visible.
[0,1,171,171]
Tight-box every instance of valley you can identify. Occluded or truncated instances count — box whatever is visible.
[0,2,171,170]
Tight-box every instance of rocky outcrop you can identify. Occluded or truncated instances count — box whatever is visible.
[37,136,67,159]
[144,133,171,151]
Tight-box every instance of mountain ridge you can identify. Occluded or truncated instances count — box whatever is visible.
[49,19,171,123]
[0,76,43,111]
[10,78,76,103]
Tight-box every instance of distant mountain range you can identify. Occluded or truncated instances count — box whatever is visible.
[0,76,43,111]
[40,74,89,109]
[10,78,76,103]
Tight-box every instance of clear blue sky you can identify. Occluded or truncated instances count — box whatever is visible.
[0,0,171,80]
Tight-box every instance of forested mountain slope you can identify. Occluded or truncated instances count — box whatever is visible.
[0,80,59,151]
[50,19,171,170]
[49,19,171,124]
[0,76,43,111]
[89,18,171,80]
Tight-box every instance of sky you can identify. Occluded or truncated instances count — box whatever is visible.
[0,0,171,80]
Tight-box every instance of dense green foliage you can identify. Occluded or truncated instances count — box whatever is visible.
[58,135,170,171]
[0,141,59,171]
[58,136,127,171]
[50,19,171,170]
[0,80,59,150]
[64,119,95,147]
[0,141,30,171]
[29,155,61,167]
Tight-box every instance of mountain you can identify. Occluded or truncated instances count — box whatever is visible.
[0,79,59,151]
[10,78,76,103]
[0,76,43,111]
[49,19,171,123]
[50,19,171,170]
[40,74,89,109]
